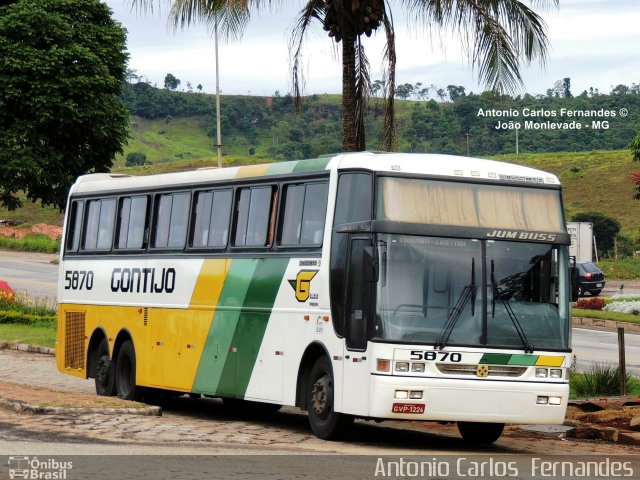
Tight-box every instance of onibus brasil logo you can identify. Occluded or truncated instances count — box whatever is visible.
[8,456,73,480]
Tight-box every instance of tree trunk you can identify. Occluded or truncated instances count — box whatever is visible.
[341,24,364,152]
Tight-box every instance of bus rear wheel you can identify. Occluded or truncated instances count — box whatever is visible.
[94,338,115,396]
[457,421,504,444]
[307,356,353,440]
[115,340,139,401]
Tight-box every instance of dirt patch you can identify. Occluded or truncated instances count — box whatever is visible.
[0,223,61,240]
[0,380,145,409]
[566,404,640,431]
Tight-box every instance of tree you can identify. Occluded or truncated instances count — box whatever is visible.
[125,152,149,167]
[0,0,129,210]
[572,212,621,258]
[131,0,557,153]
[164,72,181,90]
[446,85,466,102]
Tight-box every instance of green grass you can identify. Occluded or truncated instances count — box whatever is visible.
[0,234,60,253]
[0,322,56,348]
[599,258,640,280]
[572,308,640,324]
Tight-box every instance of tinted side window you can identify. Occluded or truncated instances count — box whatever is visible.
[117,196,148,250]
[83,198,116,250]
[234,186,275,247]
[280,181,328,246]
[153,192,190,249]
[192,189,232,248]
[333,173,372,225]
[66,200,84,252]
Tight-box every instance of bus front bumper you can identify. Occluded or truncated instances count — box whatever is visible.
[369,375,569,424]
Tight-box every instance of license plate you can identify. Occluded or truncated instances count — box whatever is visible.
[392,403,425,414]
[596,283,602,287]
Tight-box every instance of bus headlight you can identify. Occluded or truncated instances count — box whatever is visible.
[395,362,409,372]
[535,368,548,378]
[549,369,563,379]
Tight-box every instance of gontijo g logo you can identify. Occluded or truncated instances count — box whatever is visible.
[288,270,318,302]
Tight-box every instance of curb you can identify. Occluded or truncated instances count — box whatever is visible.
[572,317,640,333]
[0,397,162,417]
[0,341,54,355]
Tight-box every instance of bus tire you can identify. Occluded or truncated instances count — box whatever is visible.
[115,340,139,401]
[94,338,115,396]
[457,421,504,444]
[307,356,353,440]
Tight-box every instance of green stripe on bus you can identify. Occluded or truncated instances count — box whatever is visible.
[507,354,538,366]
[220,257,290,397]
[265,161,298,176]
[192,258,258,395]
[479,353,512,365]
[292,157,331,173]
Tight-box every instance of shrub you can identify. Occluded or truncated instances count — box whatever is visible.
[571,364,631,397]
[0,310,56,325]
[575,297,605,310]
[0,233,60,253]
[125,152,148,167]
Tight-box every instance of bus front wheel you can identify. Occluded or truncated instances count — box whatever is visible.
[307,356,353,440]
[457,421,504,444]
[115,340,139,401]
[94,338,115,396]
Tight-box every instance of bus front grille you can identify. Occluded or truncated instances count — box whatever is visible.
[64,311,85,370]
[436,363,527,377]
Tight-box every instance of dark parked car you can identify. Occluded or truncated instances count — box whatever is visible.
[576,262,605,296]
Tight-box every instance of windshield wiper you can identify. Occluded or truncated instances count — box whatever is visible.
[434,259,476,350]
[491,260,534,353]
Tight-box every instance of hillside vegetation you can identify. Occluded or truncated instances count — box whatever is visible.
[1,85,639,249]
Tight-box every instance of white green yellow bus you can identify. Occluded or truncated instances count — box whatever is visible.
[56,152,573,443]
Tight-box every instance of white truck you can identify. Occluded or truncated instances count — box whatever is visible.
[566,222,594,263]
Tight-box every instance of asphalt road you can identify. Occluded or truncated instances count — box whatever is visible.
[572,327,640,375]
[0,251,58,301]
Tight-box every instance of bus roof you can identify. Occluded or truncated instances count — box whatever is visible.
[70,152,560,195]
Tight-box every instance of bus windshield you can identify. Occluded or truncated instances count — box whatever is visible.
[374,234,570,350]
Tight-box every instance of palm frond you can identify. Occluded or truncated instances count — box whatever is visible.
[168,0,252,40]
[399,0,557,94]
[290,0,325,111]
[354,36,371,150]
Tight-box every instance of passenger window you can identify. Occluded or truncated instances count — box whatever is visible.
[191,189,232,248]
[117,196,148,250]
[153,192,190,249]
[83,198,116,250]
[280,181,328,246]
[233,186,275,247]
[66,200,84,252]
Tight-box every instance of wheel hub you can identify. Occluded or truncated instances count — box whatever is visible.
[311,375,330,414]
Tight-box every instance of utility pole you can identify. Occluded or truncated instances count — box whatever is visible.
[515,127,519,155]
[465,133,471,156]
[214,21,222,168]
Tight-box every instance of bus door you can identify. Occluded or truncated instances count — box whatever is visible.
[341,236,373,415]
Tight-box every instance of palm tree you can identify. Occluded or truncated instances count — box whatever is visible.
[129,0,558,152]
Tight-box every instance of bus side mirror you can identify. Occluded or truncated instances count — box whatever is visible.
[570,266,580,302]
[363,246,379,283]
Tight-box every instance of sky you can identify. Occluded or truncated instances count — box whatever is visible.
[105,0,640,98]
